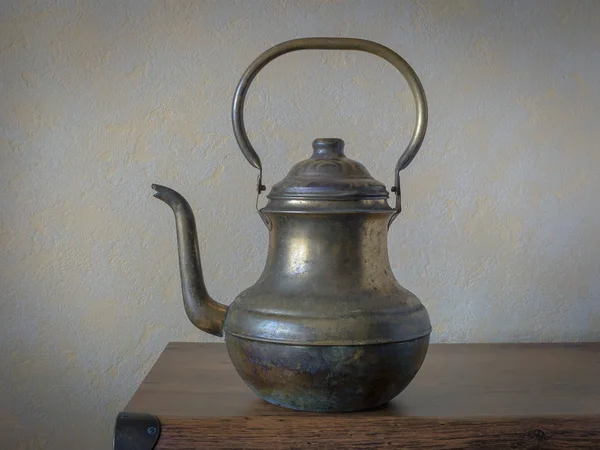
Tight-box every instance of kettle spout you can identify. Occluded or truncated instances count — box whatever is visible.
[152,184,228,337]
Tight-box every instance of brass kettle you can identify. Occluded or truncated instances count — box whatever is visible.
[152,38,431,412]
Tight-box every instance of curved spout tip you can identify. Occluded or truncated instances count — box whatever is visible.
[152,184,185,207]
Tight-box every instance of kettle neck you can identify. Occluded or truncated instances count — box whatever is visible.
[261,212,394,287]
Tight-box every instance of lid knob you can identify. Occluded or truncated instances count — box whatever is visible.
[312,138,345,158]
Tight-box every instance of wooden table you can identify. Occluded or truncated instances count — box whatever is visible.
[115,342,600,449]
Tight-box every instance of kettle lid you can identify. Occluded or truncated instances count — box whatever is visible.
[267,138,388,201]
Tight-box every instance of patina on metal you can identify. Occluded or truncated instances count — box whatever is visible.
[152,37,432,412]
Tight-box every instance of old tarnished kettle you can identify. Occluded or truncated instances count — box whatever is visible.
[152,38,431,412]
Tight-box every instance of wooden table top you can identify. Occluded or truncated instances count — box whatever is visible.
[126,342,600,418]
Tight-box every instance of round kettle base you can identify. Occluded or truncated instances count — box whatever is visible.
[226,334,430,413]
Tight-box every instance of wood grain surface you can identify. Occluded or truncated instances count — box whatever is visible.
[124,342,600,448]
[154,416,600,449]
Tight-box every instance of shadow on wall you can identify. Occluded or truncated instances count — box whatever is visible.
[390,1,600,342]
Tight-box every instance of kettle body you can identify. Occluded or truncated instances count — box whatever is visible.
[225,176,431,411]
[152,38,432,412]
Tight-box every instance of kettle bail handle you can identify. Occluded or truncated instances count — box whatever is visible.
[232,37,428,221]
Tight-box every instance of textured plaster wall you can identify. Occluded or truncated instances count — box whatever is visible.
[1,0,599,448]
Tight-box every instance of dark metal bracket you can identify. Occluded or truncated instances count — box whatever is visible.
[113,412,160,450]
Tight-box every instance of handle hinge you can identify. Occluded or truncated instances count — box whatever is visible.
[389,172,402,228]
[255,171,272,230]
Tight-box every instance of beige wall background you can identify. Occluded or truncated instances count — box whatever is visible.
[1,0,599,448]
